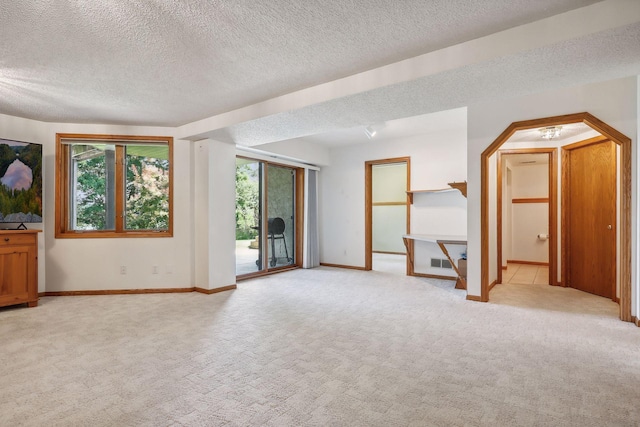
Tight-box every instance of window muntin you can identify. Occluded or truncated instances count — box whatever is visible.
[56,134,173,238]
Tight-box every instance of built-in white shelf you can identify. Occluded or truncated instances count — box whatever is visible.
[406,181,467,204]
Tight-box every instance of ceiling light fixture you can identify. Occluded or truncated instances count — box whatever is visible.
[539,125,562,140]
[364,126,377,139]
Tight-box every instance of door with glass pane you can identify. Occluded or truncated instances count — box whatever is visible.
[235,158,297,276]
[266,164,295,268]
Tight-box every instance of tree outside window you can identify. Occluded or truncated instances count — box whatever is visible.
[56,134,172,238]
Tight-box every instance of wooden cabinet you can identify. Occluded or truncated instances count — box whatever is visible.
[0,230,39,308]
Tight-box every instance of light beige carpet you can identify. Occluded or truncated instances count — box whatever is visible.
[1,267,638,426]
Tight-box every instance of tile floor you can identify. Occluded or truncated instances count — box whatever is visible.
[502,262,549,285]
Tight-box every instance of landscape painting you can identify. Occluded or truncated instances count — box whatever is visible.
[0,138,43,223]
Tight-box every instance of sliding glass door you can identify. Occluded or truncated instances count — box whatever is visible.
[266,164,295,269]
[235,157,299,277]
[235,158,263,275]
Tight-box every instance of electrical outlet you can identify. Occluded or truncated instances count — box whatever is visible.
[152,265,159,274]
[120,265,127,275]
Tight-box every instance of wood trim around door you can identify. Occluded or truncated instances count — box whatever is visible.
[511,198,549,204]
[496,148,557,288]
[480,112,632,323]
[365,157,411,271]
[235,157,304,278]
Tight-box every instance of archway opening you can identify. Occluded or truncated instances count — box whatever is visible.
[480,112,631,322]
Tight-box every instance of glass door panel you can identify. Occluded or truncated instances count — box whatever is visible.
[266,164,295,268]
[235,158,263,275]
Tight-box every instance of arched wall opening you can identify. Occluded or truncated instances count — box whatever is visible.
[480,112,632,322]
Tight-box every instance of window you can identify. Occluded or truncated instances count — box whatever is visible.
[56,134,173,238]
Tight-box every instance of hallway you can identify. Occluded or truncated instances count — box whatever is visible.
[492,262,618,317]
[502,262,549,285]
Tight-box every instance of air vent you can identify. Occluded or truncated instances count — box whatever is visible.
[430,258,453,269]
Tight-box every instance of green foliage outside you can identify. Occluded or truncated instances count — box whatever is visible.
[125,154,170,230]
[74,150,169,230]
[0,143,42,218]
[236,163,259,240]
[74,156,108,230]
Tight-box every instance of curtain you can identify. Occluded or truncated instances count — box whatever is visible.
[304,169,320,268]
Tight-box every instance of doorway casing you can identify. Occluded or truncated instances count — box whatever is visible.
[480,112,631,322]
[497,148,557,287]
[365,157,411,271]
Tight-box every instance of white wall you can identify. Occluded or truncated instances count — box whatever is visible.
[372,163,406,253]
[372,206,406,253]
[252,139,331,166]
[319,123,467,268]
[503,167,512,266]
[511,163,548,198]
[511,204,548,263]
[509,163,548,263]
[0,114,195,292]
[193,139,236,290]
[411,190,467,277]
[467,77,637,307]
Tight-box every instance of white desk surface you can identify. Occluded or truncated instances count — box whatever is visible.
[402,234,467,244]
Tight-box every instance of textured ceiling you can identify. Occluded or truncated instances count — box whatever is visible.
[508,122,597,143]
[288,108,468,148]
[1,0,601,127]
[222,19,640,146]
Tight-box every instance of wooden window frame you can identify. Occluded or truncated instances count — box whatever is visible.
[55,133,173,238]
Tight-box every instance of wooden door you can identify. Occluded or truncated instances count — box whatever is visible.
[565,139,616,299]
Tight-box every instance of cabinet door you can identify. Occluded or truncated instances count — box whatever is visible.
[0,246,30,306]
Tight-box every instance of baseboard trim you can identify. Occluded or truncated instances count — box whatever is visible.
[319,263,367,271]
[372,250,406,255]
[237,266,299,281]
[466,294,483,302]
[502,266,507,270]
[410,272,457,281]
[194,285,237,294]
[507,260,549,266]
[488,280,497,292]
[632,316,639,327]
[42,286,237,297]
